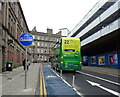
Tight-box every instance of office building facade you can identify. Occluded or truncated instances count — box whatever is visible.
[30,28,61,63]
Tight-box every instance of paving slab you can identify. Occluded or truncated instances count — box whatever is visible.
[2,63,40,96]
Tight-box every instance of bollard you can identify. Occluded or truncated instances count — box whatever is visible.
[60,70,62,77]
[72,73,75,87]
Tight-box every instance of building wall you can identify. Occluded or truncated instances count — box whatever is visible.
[0,1,2,73]
[2,1,29,71]
[30,29,61,63]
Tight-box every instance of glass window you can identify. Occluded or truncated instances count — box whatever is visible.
[33,35,35,39]
[41,49,43,53]
[41,43,43,47]
[56,38,59,42]
[44,36,46,40]
[37,48,40,53]
[44,56,47,61]
[41,56,43,60]
[38,36,40,40]
[38,42,40,46]
[49,44,51,47]
[32,42,35,45]
[43,43,45,47]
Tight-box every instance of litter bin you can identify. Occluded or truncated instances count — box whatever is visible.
[6,61,13,71]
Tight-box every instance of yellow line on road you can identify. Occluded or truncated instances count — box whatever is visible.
[40,64,47,96]
[42,68,47,96]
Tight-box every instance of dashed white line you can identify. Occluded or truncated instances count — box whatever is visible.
[49,67,83,97]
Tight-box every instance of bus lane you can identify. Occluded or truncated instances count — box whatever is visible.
[52,67,120,97]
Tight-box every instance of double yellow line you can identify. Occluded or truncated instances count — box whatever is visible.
[40,64,47,96]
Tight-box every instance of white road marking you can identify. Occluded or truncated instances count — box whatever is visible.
[49,67,83,97]
[77,71,120,86]
[87,80,120,96]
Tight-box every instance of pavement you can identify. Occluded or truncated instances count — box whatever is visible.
[2,63,40,96]
[1,62,120,96]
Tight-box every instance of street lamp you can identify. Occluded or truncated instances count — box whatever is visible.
[59,28,71,37]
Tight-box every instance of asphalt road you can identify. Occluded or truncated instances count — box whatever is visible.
[52,68,120,97]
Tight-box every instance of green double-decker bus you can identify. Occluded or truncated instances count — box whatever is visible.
[50,37,82,71]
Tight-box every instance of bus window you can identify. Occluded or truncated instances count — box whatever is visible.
[64,49,75,52]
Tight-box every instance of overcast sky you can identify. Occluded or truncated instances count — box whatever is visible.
[20,0,99,34]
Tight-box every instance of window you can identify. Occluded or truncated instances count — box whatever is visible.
[33,35,35,39]
[44,56,47,61]
[43,43,45,47]
[49,44,52,47]
[38,36,40,40]
[44,36,46,40]
[37,48,40,53]
[38,42,40,46]
[41,56,43,60]
[41,43,43,47]
[32,42,35,45]
[41,36,44,40]
[45,43,47,47]
[57,38,59,42]
[41,49,43,53]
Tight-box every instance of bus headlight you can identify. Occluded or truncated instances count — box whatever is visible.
[61,61,63,64]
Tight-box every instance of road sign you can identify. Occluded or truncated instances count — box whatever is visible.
[19,33,33,46]
[19,33,33,89]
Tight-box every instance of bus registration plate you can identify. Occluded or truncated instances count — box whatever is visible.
[68,64,73,65]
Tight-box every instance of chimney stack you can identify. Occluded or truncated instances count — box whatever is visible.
[47,28,53,34]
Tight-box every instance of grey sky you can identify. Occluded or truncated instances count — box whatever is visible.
[20,0,99,34]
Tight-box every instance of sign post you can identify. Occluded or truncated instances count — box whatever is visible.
[19,33,33,89]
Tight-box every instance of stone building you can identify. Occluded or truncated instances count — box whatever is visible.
[1,1,29,71]
[0,1,2,72]
[30,28,61,63]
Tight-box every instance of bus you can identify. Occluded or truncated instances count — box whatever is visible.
[50,37,82,71]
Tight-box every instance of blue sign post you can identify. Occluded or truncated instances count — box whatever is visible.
[19,33,33,46]
[19,33,33,89]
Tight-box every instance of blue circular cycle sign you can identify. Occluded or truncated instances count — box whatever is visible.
[19,33,34,46]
